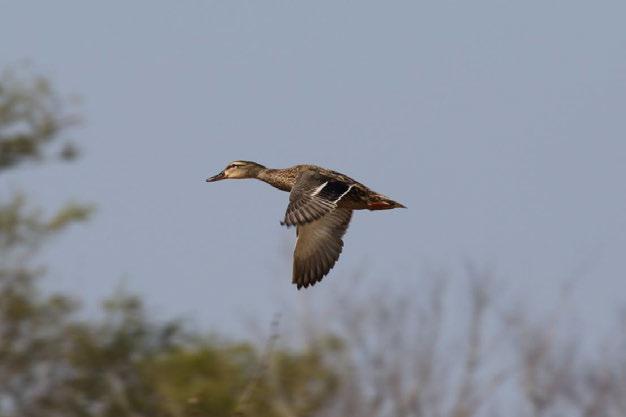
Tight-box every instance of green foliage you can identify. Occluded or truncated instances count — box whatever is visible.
[0,277,342,417]
[148,343,256,415]
[148,339,340,417]
[0,66,92,265]
[0,64,340,417]
[0,194,92,255]
[0,67,78,171]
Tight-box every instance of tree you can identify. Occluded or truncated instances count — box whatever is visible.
[0,66,90,416]
[0,67,78,171]
[0,66,339,417]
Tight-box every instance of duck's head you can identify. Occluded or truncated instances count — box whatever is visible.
[206,160,266,182]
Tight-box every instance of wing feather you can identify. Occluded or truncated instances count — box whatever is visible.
[282,171,354,227]
[292,208,352,289]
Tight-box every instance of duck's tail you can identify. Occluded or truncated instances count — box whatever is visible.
[367,194,407,210]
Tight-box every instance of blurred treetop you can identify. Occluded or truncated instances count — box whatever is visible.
[0,67,79,172]
[0,66,91,268]
[0,65,339,417]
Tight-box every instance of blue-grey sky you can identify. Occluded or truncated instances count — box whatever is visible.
[2,1,625,334]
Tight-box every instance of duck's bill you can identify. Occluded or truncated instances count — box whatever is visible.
[206,171,226,182]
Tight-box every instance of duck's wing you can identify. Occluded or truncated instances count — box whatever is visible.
[282,171,354,227]
[292,208,352,289]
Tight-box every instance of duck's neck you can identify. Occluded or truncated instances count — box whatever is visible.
[257,168,296,192]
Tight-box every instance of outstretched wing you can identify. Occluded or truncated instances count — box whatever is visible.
[292,208,352,289]
[282,171,354,227]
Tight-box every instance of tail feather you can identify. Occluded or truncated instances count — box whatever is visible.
[367,195,406,210]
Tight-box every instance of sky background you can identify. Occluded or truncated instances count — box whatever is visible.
[1,1,625,336]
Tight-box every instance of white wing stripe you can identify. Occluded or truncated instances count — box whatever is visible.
[332,184,355,204]
[310,181,328,197]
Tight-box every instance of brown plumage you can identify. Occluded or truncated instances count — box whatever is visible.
[206,161,405,289]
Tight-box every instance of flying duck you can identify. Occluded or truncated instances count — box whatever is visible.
[206,161,405,289]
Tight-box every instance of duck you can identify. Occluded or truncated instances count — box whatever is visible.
[206,161,405,289]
